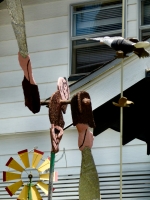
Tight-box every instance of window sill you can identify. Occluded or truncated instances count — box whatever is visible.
[68,74,88,81]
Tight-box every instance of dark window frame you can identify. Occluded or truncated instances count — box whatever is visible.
[69,0,123,81]
[140,0,150,41]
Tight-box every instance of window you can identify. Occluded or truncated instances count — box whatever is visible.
[140,0,150,41]
[70,0,122,80]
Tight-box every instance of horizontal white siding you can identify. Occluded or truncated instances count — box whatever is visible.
[0,32,68,57]
[0,128,149,199]
[0,0,71,136]
[0,49,68,72]
[0,16,69,42]
[0,0,91,25]
[0,65,68,88]
[0,128,149,173]
[0,1,149,199]
[0,0,145,135]
[126,0,139,38]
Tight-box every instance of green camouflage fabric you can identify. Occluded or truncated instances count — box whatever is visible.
[79,147,100,200]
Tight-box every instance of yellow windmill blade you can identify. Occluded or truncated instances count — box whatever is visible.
[5,180,23,196]
[6,157,24,172]
[39,173,49,180]
[39,171,58,181]
[3,171,21,182]
[18,149,30,168]
[37,157,50,172]
[32,149,44,169]
[37,181,48,195]
[17,185,28,200]
[31,185,42,200]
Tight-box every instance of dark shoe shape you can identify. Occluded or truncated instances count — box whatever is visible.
[22,76,41,114]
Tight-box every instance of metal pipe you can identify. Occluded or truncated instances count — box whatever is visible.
[120,59,123,200]
[120,0,125,199]
[40,98,91,106]
[48,152,55,200]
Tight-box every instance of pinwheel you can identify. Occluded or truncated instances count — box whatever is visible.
[3,149,58,200]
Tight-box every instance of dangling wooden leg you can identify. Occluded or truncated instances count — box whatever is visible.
[6,0,28,58]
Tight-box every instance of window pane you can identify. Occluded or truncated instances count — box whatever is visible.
[72,35,120,74]
[72,1,122,37]
[141,0,150,25]
[141,28,150,41]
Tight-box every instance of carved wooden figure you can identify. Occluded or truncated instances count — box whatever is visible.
[71,91,101,200]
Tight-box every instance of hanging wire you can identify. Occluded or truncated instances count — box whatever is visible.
[55,148,67,168]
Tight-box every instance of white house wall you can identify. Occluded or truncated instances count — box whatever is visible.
[0,0,150,199]
[0,0,143,135]
[0,128,149,199]
[126,0,139,38]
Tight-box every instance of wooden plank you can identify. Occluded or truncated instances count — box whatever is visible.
[0,48,68,72]
[0,32,68,57]
[127,0,137,5]
[59,128,146,150]
[0,132,50,156]
[0,102,49,119]
[0,169,150,200]
[54,146,150,168]
[0,140,50,161]
[0,0,89,25]
[55,160,150,176]
[52,189,150,196]
[0,0,64,10]
[0,82,56,104]
[0,134,149,170]
[127,4,137,21]
[127,21,137,38]
[0,64,67,88]
[0,114,50,134]
[0,16,68,42]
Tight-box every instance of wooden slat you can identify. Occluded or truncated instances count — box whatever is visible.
[0,0,89,25]
[0,102,47,119]
[0,32,68,57]
[0,64,67,88]
[0,16,68,42]
[0,48,68,73]
[0,0,64,10]
[0,82,56,104]
[0,170,150,199]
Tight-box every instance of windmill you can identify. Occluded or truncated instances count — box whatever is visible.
[3,148,58,200]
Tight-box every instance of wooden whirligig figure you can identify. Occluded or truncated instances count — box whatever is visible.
[86,36,150,58]
[6,0,41,114]
[71,91,101,200]
[48,77,70,200]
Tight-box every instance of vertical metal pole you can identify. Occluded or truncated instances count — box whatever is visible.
[120,60,123,200]
[28,175,32,200]
[120,0,125,199]
[48,152,55,200]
